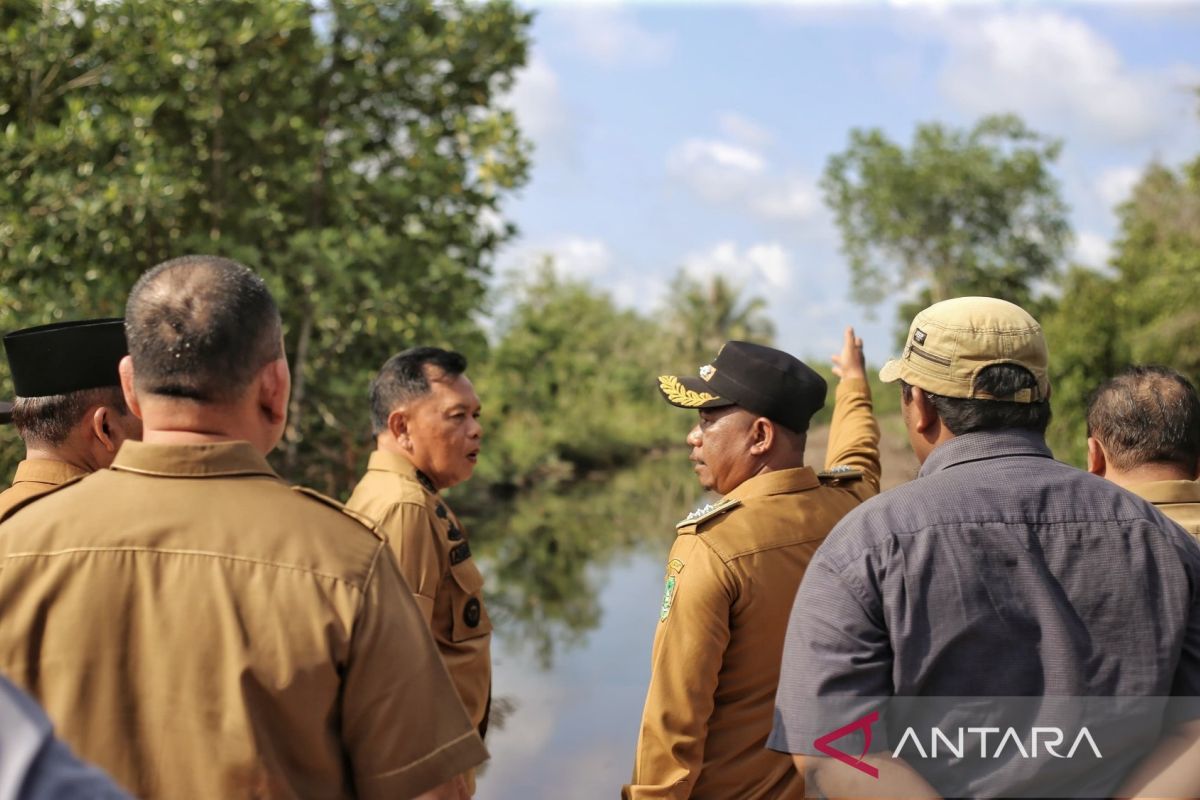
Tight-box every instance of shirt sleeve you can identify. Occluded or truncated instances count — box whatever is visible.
[768,557,894,755]
[625,538,734,799]
[341,543,487,799]
[375,502,443,625]
[824,377,882,498]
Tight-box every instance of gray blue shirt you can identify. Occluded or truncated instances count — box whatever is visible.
[0,675,130,799]
[769,429,1200,796]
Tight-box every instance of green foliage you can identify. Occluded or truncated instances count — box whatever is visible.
[823,114,1069,331]
[469,263,682,491]
[661,270,775,365]
[0,0,531,493]
[1045,157,1200,466]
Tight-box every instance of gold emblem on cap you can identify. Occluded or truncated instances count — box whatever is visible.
[699,364,716,381]
[658,375,718,407]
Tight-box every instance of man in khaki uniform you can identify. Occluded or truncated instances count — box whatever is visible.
[1087,365,1200,536]
[347,346,490,793]
[0,319,141,516]
[0,256,485,800]
[624,329,881,799]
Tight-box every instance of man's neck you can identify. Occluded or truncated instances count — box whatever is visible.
[22,445,90,472]
[1107,463,1198,489]
[138,400,267,452]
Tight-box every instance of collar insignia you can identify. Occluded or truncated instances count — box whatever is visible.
[676,497,742,529]
[415,469,436,493]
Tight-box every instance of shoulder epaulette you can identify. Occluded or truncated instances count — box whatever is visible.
[817,465,864,483]
[676,498,742,529]
[0,474,88,524]
[291,486,384,539]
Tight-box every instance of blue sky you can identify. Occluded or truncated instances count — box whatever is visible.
[495,1,1200,366]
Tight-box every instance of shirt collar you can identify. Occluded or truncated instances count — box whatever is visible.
[725,466,820,502]
[11,458,89,486]
[110,440,278,479]
[366,449,438,494]
[1127,480,1200,505]
[919,428,1054,478]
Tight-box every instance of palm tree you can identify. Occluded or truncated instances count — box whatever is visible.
[663,271,775,365]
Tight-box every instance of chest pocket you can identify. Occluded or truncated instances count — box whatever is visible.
[449,558,492,643]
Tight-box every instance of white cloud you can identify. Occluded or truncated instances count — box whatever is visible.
[549,6,674,68]
[669,138,765,175]
[751,178,820,221]
[1096,165,1143,209]
[505,235,614,281]
[683,241,794,291]
[507,55,571,148]
[718,112,774,149]
[666,137,766,204]
[666,135,820,224]
[1074,230,1112,269]
[939,10,1197,146]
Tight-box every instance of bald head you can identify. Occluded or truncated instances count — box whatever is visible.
[125,255,282,402]
[1087,366,1200,473]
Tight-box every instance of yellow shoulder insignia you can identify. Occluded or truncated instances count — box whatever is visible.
[676,497,742,529]
[658,375,719,407]
[291,486,384,539]
[817,466,864,483]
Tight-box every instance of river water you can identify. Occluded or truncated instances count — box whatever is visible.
[461,421,919,798]
[464,453,698,799]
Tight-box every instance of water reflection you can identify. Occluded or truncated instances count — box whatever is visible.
[462,453,705,798]
[465,452,701,668]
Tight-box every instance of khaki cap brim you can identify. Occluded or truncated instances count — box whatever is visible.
[657,375,735,409]
[878,359,902,384]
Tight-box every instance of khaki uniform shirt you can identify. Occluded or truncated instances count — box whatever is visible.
[0,441,486,800]
[347,451,492,735]
[1128,479,1200,538]
[625,378,881,800]
[0,459,88,518]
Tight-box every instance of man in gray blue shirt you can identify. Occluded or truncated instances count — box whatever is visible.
[0,674,130,799]
[770,297,1200,798]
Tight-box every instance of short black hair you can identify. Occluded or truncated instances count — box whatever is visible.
[125,255,282,402]
[902,364,1052,436]
[370,347,467,434]
[12,386,128,447]
[1087,365,1200,472]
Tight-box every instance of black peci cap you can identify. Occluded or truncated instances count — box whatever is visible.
[3,318,127,399]
[657,340,827,433]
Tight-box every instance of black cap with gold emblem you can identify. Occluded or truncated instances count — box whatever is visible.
[657,340,827,433]
[3,318,127,399]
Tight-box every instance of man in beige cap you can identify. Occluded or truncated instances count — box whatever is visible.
[1086,365,1200,537]
[770,297,1200,798]
[0,255,485,799]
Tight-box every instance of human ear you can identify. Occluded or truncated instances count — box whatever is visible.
[118,356,143,420]
[749,417,774,456]
[387,408,412,450]
[259,359,290,426]
[1086,438,1107,477]
[911,387,938,434]
[91,405,117,453]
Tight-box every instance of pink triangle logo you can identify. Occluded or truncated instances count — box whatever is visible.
[813,710,880,778]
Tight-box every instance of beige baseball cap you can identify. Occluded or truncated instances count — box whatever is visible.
[878,296,1050,403]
